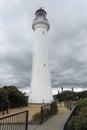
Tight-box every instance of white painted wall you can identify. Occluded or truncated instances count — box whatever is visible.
[29,15,53,103]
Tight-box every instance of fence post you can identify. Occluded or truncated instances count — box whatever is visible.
[51,103,53,115]
[41,106,43,124]
[25,111,28,130]
[70,101,71,110]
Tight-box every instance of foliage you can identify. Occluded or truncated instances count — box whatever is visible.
[65,98,87,130]
[32,102,58,123]
[55,91,76,102]
[54,90,87,102]
[51,101,58,114]
[77,98,87,111]
[0,87,8,111]
[76,91,87,99]
[0,86,28,111]
[66,109,87,130]
[42,108,51,120]
[32,112,41,122]
[32,108,51,122]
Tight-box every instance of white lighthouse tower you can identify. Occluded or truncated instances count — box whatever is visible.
[29,8,53,103]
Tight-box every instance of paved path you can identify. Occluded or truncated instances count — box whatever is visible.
[28,102,70,130]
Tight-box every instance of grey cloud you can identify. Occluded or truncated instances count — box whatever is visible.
[0,0,87,91]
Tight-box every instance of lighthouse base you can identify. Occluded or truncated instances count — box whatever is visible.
[29,87,53,104]
[29,98,53,104]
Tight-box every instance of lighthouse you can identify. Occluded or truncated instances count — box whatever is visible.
[29,8,53,103]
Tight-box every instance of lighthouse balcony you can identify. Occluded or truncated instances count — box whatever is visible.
[32,18,50,31]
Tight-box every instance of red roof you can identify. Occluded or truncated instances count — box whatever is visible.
[35,8,47,15]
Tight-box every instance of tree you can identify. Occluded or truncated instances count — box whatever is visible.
[0,87,8,111]
[55,90,87,102]
[0,86,28,111]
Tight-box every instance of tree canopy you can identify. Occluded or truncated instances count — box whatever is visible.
[0,86,28,111]
[54,90,87,102]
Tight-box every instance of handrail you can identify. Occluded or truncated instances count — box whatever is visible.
[0,110,28,120]
[60,105,76,130]
[0,110,28,130]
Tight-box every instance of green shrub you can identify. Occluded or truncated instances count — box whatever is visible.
[77,98,87,111]
[32,109,51,122]
[66,98,87,130]
[32,112,41,122]
[51,101,58,114]
[43,108,51,118]
[66,113,87,130]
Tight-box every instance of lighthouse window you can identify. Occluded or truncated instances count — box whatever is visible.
[44,64,46,67]
[43,31,44,34]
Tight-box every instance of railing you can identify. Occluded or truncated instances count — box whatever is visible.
[41,104,52,123]
[60,105,77,130]
[64,101,76,110]
[0,110,28,130]
[30,103,54,124]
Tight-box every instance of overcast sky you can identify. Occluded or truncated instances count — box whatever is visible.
[0,0,87,91]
